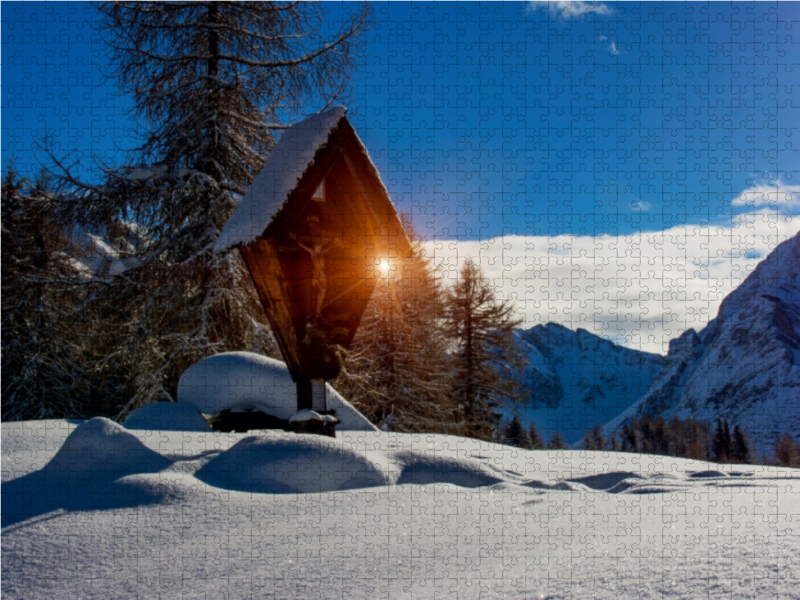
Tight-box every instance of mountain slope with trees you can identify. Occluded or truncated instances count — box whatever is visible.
[603,232,800,452]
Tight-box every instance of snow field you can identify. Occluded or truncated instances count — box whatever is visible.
[3,419,799,599]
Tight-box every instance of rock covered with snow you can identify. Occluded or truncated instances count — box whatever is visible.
[517,324,663,444]
[177,351,378,431]
[603,232,800,449]
[123,401,212,432]
[214,106,347,254]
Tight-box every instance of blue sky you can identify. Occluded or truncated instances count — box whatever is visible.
[3,1,800,351]
[4,1,799,239]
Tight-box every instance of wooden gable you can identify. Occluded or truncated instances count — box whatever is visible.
[233,113,412,395]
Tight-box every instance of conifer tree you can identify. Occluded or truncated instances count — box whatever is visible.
[335,240,456,433]
[504,414,533,449]
[547,431,567,450]
[773,432,800,467]
[583,423,607,450]
[1,170,93,418]
[528,421,545,450]
[731,425,751,463]
[441,260,527,441]
[712,418,733,462]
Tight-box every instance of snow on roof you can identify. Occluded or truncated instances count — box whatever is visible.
[214,106,347,254]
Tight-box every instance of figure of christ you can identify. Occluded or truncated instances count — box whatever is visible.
[290,233,338,318]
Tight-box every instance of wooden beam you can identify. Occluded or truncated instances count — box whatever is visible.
[239,239,303,378]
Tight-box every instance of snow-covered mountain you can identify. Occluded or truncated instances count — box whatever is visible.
[516,323,663,445]
[603,232,800,451]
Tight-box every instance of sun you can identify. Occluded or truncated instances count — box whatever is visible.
[378,259,391,275]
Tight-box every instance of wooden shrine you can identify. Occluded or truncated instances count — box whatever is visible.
[215,107,412,415]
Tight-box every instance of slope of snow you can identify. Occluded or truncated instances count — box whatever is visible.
[3,419,799,599]
[603,232,800,450]
[177,351,378,431]
[214,106,347,253]
[517,324,662,444]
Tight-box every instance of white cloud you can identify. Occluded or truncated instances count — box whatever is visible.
[528,1,612,19]
[421,210,799,355]
[732,178,800,208]
[608,41,619,55]
[630,198,651,210]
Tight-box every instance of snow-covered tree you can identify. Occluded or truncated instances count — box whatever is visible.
[1,170,93,418]
[32,2,368,418]
[441,260,527,441]
[84,1,368,258]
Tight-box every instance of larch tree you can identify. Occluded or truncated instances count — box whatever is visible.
[441,260,528,441]
[335,233,458,433]
[41,1,369,418]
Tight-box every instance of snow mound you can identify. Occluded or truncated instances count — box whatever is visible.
[391,450,505,487]
[45,417,171,477]
[214,106,347,253]
[46,417,171,478]
[177,351,377,431]
[195,434,394,494]
[123,401,212,432]
[2,419,178,528]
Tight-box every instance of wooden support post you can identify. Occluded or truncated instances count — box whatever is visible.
[296,378,312,410]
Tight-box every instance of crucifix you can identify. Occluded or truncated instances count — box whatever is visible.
[290,232,337,318]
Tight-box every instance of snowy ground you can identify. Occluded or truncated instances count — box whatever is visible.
[3,419,799,599]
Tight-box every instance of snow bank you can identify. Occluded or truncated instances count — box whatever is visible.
[195,434,394,494]
[177,351,377,431]
[123,401,212,432]
[214,106,347,253]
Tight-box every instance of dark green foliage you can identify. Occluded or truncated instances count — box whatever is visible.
[583,423,607,451]
[547,431,567,450]
[731,425,751,463]
[504,415,533,449]
[528,421,545,449]
[712,418,733,462]
[613,412,759,464]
